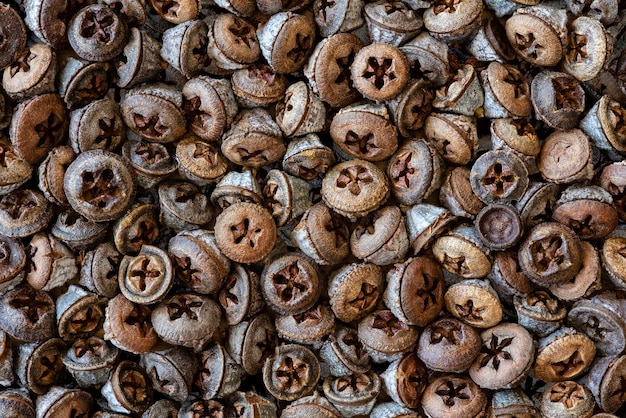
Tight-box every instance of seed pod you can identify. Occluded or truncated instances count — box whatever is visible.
[276,81,326,138]
[257,12,316,74]
[433,64,484,116]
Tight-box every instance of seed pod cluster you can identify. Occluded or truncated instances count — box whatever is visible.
[1,0,626,416]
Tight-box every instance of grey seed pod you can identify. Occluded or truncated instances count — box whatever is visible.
[363,1,423,46]
[489,389,540,417]
[400,32,450,87]
[405,203,456,254]
[116,28,165,89]
[276,81,326,137]
[433,64,484,116]
[580,95,626,161]
[264,169,311,227]
[323,371,380,417]
[370,401,420,418]
[211,170,264,209]
[314,0,365,37]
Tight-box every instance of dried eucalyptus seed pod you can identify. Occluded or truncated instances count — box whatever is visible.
[280,391,342,418]
[112,203,159,256]
[550,241,601,302]
[586,354,626,413]
[515,181,559,228]
[276,81,326,138]
[116,28,165,89]
[2,43,57,100]
[15,338,66,394]
[264,169,311,227]
[62,337,119,388]
[469,323,535,390]
[205,13,260,72]
[538,381,595,418]
[304,33,362,109]
[0,388,35,418]
[0,234,25,296]
[231,64,287,108]
[182,76,238,142]
[151,292,221,351]
[313,0,364,38]
[580,95,626,160]
[445,279,503,329]
[158,181,213,231]
[440,167,485,219]
[221,108,285,168]
[423,0,484,42]
[323,371,381,417]
[514,291,567,338]
[534,327,596,382]
[219,264,264,326]
[481,62,532,119]
[321,159,390,220]
[169,229,230,295]
[275,303,335,349]
[291,202,349,266]
[562,16,611,82]
[211,170,264,210]
[228,391,277,418]
[196,343,245,400]
[257,12,316,74]
[320,326,371,377]
[175,135,229,186]
[331,102,398,162]
[148,0,200,23]
[57,58,110,110]
[433,64,484,116]
[490,118,540,174]
[25,232,77,291]
[36,386,92,418]
[387,80,434,139]
[140,346,197,402]
[329,262,384,323]
[118,245,174,305]
[505,6,568,67]
[261,252,321,316]
[67,5,129,62]
[0,140,32,197]
[531,71,585,130]
[433,224,492,279]
[120,83,186,143]
[56,284,106,341]
[387,138,444,206]
[100,361,153,414]
[567,291,626,356]
[358,310,418,363]
[363,1,423,46]
[122,140,177,189]
[400,32,449,87]
[350,206,409,265]
[467,18,516,63]
[50,209,109,252]
[551,185,618,240]
[405,203,456,254]
[370,401,420,418]
[424,112,479,165]
[282,134,335,182]
[384,256,444,327]
[380,353,428,409]
[262,343,320,401]
[227,313,277,376]
[488,389,539,417]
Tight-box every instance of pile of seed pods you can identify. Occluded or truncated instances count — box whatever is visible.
[1,0,626,416]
